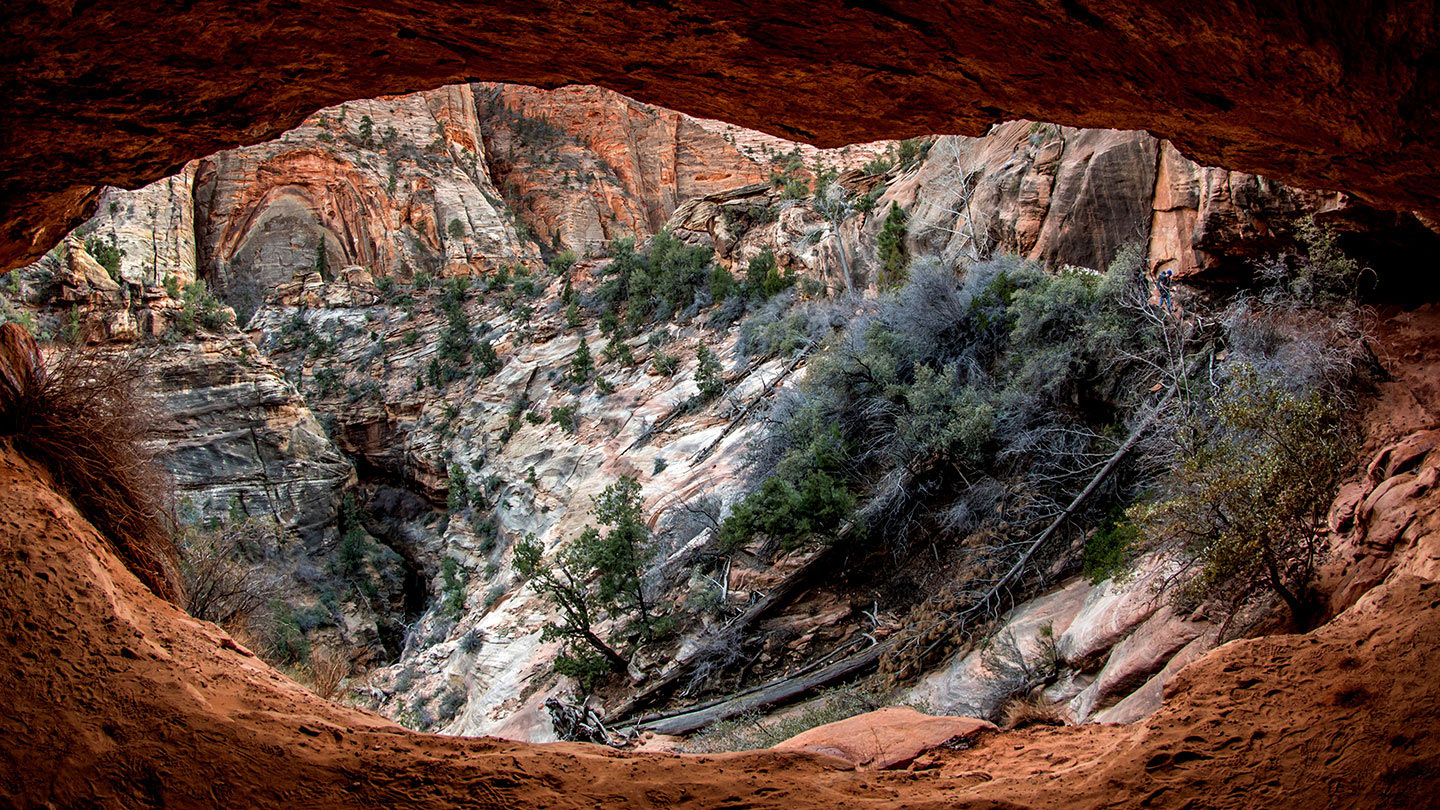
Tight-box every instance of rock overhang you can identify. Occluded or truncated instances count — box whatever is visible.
[4,0,1440,270]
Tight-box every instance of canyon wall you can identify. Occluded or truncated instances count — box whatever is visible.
[4,81,1418,744]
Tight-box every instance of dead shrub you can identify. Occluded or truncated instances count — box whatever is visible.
[0,324,178,600]
[307,645,350,702]
[178,515,283,629]
[999,693,1067,730]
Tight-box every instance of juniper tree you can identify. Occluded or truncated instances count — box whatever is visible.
[695,343,724,400]
[514,534,629,683]
[1131,364,1354,628]
[577,475,661,638]
[876,203,909,289]
[570,337,594,384]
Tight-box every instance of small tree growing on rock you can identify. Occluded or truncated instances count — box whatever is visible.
[514,476,666,689]
[515,533,630,686]
[876,203,909,290]
[570,337,594,385]
[695,343,724,400]
[577,475,663,640]
[1132,364,1355,628]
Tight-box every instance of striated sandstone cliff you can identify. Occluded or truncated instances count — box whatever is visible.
[477,83,772,254]
[8,80,1429,748]
[670,122,1406,291]
[196,84,539,325]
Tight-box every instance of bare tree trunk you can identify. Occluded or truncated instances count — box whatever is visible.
[582,629,630,673]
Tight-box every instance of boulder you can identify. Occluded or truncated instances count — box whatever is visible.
[770,706,994,770]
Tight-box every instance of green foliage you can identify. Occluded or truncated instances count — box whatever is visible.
[174,279,227,335]
[447,218,465,240]
[1082,508,1139,584]
[709,264,738,302]
[895,137,931,169]
[163,274,182,299]
[313,366,342,397]
[876,204,909,289]
[651,349,679,377]
[579,477,656,624]
[548,249,578,276]
[1281,217,1367,304]
[861,153,895,175]
[475,339,501,377]
[84,234,124,281]
[604,330,635,366]
[552,646,613,692]
[357,114,373,144]
[720,427,854,552]
[448,464,470,511]
[439,557,469,620]
[695,344,724,400]
[570,337,594,384]
[438,276,474,369]
[598,232,716,326]
[1131,365,1354,625]
[59,306,83,343]
[514,533,626,688]
[551,402,579,434]
[515,476,666,687]
[313,242,328,280]
[733,249,1164,554]
[599,308,620,335]
[744,248,793,301]
[566,302,581,329]
[266,601,310,665]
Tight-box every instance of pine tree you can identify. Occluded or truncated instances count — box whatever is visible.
[570,337,593,384]
[695,344,723,400]
[877,203,908,289]
[313,241,329,281]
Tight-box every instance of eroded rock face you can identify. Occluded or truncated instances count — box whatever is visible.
[5,1,1440,271]
[477,84,771,254]
[2,433,1440,807]
[8,79,1435,745]
[672,123,1371,287]
[196,85,538,326]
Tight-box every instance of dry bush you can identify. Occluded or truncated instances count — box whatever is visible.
[0,324,178,600]
[307,645,350,702]
[999,693,1067,730]
[178,516,283,628]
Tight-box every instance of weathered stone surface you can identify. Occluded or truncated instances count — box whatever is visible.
[906,578,1093,720]
[477,84,775,255]
[1066,604,1211,722]
[195,85,537,325]
[770,706,995,770]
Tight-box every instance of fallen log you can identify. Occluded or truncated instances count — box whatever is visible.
[632,637,892,736]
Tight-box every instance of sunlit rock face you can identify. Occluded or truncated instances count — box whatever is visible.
[195,85,538,326]
[476,83,771,255]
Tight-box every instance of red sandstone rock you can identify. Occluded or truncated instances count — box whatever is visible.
[770,706,996,770]
[5,2,1440,271]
